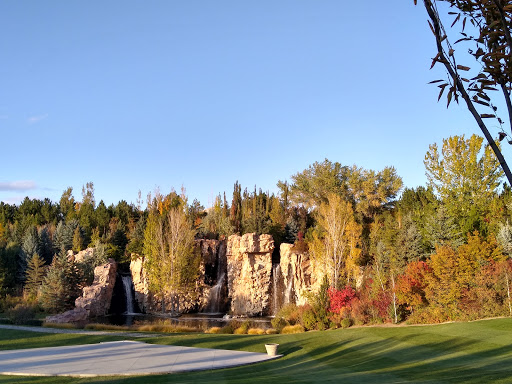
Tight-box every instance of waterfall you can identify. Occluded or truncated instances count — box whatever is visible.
[121,275,137,315]
[204,273,225,314]
[272,264,282,315]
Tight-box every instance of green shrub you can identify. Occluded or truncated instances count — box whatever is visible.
[6,304,36,325]
[301,307,317,330]
[219,324,235,334]
[0,295,23,313]
[276,303,301,324]
[340,318,353,329]
[271,316,288,331]
[235,320,251,334]
[265,328,278,334]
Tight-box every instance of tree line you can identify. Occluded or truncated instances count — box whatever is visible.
[2,134,512,324]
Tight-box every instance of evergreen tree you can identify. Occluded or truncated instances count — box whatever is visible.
[200,195,233,238]
[126,216,146,255]
[72,226,84,253]
[54,220,77,254]
[230,181,242,234]
[18,226,40,283]
[95,200,110,238]
[24,253,46,298]
[39,252,82,313]
[59,187,76,221]
[0,242,18,294]
[38,225,54,264]
[395,214,424,264]
[424,205,464,252]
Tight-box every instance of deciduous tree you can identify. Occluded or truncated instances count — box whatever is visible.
[312,193,361,288]
[416,0,512,184]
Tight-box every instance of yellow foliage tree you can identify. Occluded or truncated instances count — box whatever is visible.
[312,193,362,288]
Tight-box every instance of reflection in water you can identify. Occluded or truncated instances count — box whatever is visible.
[92,312,272,329]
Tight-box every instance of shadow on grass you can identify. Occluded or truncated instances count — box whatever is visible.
[2,322,512,383]
[0,330,124,351]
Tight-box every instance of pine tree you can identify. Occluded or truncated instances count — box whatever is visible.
[17,226,40,283]
[39,252,82,313]
[38,225,54,264]
[54,220,76,253]
[230,181,242,234]
[395,214,424,264]
[424,204,464,252]
[126,217,146,255]
[24,253,46,298]
[72,226,84,253]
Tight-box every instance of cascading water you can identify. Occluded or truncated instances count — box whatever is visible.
[204,273,225,313]
[121,275,137,315]
[272,264,282,315]
[203,241,228,314]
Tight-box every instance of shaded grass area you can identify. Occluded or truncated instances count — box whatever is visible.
[2,319,512,383]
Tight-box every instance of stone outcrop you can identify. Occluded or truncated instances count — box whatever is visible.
[279,243,324,306]
[68,248,95,263]
[127,234,332,317]
[75,258,117,317]
[130,256,149,312]
[45,307,88,324]
[227,233,274,316]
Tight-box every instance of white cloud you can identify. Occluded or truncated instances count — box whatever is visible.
[27,113,48,124]
[1,196,26,205]
[0,180,37,191]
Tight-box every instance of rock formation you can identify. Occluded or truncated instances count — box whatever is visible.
[45,307,88,324]
[44,258,117,324]
[227,233,274,316]
[127,234,331,317]
[75,258,117,317]
[68,247,95,263]
[130,256,149,312]
[279,243,324,306]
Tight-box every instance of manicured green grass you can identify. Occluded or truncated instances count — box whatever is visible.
[2,319,512,383]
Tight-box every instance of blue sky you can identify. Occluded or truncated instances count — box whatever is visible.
[0,1,507,207]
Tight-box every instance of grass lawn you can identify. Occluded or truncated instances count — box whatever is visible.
[1,319,512,383]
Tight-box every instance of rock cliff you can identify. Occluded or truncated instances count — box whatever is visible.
[130,256,149,312]
[227,233,274,316]
[279,243,323,306]
[75,258,117,317]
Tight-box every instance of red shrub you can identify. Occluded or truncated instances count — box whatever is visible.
[328,286,356,314]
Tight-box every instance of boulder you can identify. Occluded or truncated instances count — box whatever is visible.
[45,307,88,324]
[75,258,117,317]
[73,248,95,263]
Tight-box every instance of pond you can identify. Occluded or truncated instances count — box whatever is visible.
[91,312,273,330]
